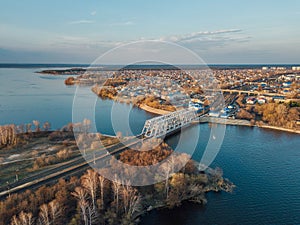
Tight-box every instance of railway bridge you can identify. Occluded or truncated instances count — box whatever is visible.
[142,108,202,138]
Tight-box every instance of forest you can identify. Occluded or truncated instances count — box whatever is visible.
[0,139,234,225]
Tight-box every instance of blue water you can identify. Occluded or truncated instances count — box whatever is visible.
[0,68,300,224]
[0,68,76,128]
[0,68,152,134]
[143,125,300,225]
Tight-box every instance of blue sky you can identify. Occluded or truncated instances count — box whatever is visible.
[0,0,300,64]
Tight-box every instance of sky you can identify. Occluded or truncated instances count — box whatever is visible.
[0,0,300,64]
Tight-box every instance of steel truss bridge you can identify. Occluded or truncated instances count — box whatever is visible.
[142,109,199,138]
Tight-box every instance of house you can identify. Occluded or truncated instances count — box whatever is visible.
[273,96,285,103]
[246,97,257,105]
[257,96,267,104]
[283,81,292,87]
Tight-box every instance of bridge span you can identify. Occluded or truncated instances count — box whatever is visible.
[142,108,205,138]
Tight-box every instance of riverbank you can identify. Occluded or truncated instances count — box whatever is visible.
[259,124,300,134]
[198,116,300,134]
[139,104,173,115]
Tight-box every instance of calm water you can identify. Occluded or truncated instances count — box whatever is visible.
[1,68,300,224]
[0,68,152,134]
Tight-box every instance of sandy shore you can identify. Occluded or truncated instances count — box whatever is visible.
[258,125,300,134]
[199,117,300,134]
[139,104,173,115]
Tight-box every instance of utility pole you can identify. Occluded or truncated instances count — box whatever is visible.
[6,181,10,198]
[15,169,19,181]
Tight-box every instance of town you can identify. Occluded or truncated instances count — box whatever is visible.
[59,65,300,130]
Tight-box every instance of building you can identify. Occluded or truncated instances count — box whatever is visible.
[257,96,267,104]
[292,66,300,71]
[246,97,257,105]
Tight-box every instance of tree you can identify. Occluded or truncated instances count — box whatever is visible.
[48,200,61,225]
[17,124,25,134]
[38,200,61,225]
[81,170,98,211]
[112,175,121,214]
[72,187,97,225]
[38,204,50,225]
[43,122,51,131]
[120,181,141,218]
[72,187,88,225]
[26,124,32,133]
[167,173,187,207]
[98,175,106,210]
[33,120,40,132]
[0,125,17,147]
[10,211,34,225]
[160,162,172,199]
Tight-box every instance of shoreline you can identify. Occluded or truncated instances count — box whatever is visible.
[138,104,173,115]
[258,124,300,134]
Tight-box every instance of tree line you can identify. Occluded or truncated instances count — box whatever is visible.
[236,101,299,129]
[0,121,51,148]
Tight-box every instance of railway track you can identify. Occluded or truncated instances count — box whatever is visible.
[0,135,143,200]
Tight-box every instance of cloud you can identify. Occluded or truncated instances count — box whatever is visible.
[160,29,243,43]
[0,24,252,63]
[109,21,135,26]
[90,11,97,16]
[69,20,95,25]
[152,29,251,51]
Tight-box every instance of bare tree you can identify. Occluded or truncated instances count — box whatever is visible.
[26,124,32,133]
[72,186,97,225]
[43,122,51,131]
[82,119,91,133]
[48,200,61,225]
[37,199,61,225]
[38,204,50,225]
[160,162,172,199]
[17,124,25,134]
[112,175,121,214]
[98,175,106,209]
[121,181,141,217]
[0,125,17,146]
[10,211,34,225]
[81,170,98,211]
[72,187,88,225]
[33,120,40,132]
[10,215,20,225]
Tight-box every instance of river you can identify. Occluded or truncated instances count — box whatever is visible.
[0,68,300,224]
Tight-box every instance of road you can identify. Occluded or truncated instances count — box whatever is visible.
[0,136,142,200]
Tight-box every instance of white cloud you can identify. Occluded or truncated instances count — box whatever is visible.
[90,11,97,16]
[109,21,135,26]
[69,20,95,25]
[0,23,252,63]
[160,29,243,43]
[151,29,252,52]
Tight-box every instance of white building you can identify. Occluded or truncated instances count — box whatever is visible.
[292,66,300,71]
